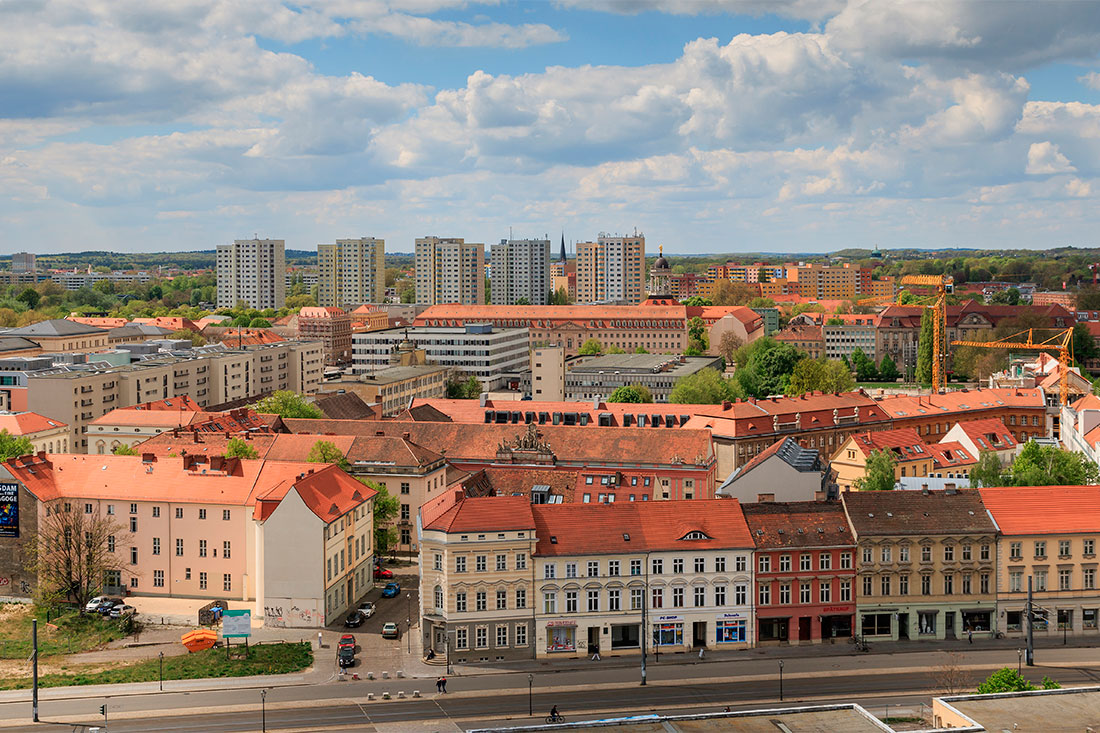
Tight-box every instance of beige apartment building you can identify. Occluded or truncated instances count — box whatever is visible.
[317,238,385,308]
[321,366,450,417]
[844,490,998,642]
[576,235,645,304]
[4,320,110,353]
[415,237,485,305]
[27,341,322,450]
[981,486,1100,639]
[530,346,565,401]
[0,412,69,453]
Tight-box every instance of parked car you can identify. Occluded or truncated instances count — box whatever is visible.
[96,599,123,615]
[381,622,399,639]
[85,596,111,613]
[109,604,136,619]
[373,567,394,580]
[381,582,400,598]
[338,634,356,650]
[337,645,356,668]
[358,602,375,618]
[344,610,364,628]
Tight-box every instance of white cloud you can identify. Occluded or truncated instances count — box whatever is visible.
[1026,142,1076,175]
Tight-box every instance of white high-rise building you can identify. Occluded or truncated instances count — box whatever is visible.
[414,237,484,305]
[575,234,645,304]
[490,238,550,305]
[216,238,286,309]
[317,237,385,307]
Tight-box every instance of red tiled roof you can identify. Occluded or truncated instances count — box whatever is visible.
[67,316,128,329]
[254,463,375,523]
[458,467,579,503]
[1073,394,1100,411]
[0,412,67,435]
[533,500,753,555]
[742,501,855,549]
[979,486,1100,536]
[947,418,1018,451]
[91,410,209,428]
[842,489,996,536]
[424,496,535,533]
[774,325,823,342]
[873,388,1044,418]
[298,307,348,319]
[131,316,198,332]
[122,396,203,412]
[927,441,977,469]
[850,428,928,461]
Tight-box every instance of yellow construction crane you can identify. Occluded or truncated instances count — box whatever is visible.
[951,327,1075,406]
[858,274,953,393]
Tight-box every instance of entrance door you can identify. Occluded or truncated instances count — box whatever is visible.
[434,627,446,653]
[945,611,955,638]
[692,621,707,648]
[588,626,600,655]
[798,617,811,642]
[897,613,909,639]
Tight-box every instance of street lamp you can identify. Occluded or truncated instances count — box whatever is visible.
[1017,648,1023,675]
[778,660,784,702]
[158,651,164,691]
[407,593,413,654]
[528,673,533,717]
[261,689,267,733]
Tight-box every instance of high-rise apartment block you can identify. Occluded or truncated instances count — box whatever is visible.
[490,238,550,305]
[415,237,484,305]
[576,234,645,304]
[317,237,385,307]
[216,238,286,309]
[11,252,35,273]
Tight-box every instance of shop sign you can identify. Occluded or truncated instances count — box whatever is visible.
[717,612,743,619]
[656,615,683,622]
[546,619,576,627]
[822,606,852,613]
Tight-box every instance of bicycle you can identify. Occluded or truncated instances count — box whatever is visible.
[546,713,567,723]
[849,635,870,652]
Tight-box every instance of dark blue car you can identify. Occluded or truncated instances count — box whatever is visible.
[381,582,400,598]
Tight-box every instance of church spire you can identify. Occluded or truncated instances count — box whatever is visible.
[559,232,567,262]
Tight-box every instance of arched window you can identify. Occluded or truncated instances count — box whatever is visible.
[434,585,444,611]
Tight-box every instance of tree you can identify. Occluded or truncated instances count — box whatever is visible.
[669,368,741,404]
[748,297,776,309]
[515,297,531,306]
[968,451,1005,488]
[634,346,648,354]
[607,384,653,403]
[687,316,709,353]
[251,390,324,419]
[112,444,138,456]
[717,332,743,364]
[286,294,317,309]
[734,338,803,398]
[915,308,933,385]
[786,357,855,397]
[710,280,756,306]
[307,439,347,467]
[1071,323,1098,368]
[167,328,205,346]
[446,375,483,399]
[24,500,132,611]
[607,345,626,354]
[854,449,897,491]
[825,317,844,326]
[976,667,1059,694]
[248,317,272,328]
[932,652,971,696]
[224,437,259,460]
[0,429,34,461]
[578,338,603,355]
[989,287,1021,305]
[851,348,878,382]
[16,287,39,309]
[548,286,571,305]
[878,353,901,382]
[1006,441,1099,486]
[681,296,712,306]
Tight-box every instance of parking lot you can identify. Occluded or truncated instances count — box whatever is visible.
[326,560,421,671]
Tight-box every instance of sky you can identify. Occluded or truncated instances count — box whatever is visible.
[2,1,1100,255]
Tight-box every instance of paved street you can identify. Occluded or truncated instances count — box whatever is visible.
[4,645,1099,731]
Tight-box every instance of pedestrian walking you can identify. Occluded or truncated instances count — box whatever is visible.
[698,647,705,660]
[436,676,443,693]
[441,676,448,693]
[317,631,323,649]
[968,628,973,644]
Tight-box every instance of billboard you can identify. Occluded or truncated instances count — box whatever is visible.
[221,609,251,638]
[0,483,18,539]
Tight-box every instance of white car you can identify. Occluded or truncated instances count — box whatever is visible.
[358,602,375,618]
[85,596,110,612]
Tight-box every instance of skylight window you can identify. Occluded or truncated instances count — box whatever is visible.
[680,530,711,540]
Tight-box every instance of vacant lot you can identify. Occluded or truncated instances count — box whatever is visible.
[0,604,128,659]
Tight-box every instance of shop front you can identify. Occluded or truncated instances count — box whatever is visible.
[652,614,685,649]
[757,615,790,644]
[716,612,748,646]
[820,604,854,641]
[546,619,577,653]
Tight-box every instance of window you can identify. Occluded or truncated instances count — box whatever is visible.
[153,569,164,587]
[715,556,726,572]
[921,546,932,563]
[1059,540,1072,557]
[630,559,642,576]
[566,591,578,613]
[515,553,527,570]
[456,557,467,573]
[735,583,747,605]
[899,546,910,563]
[400,504,410,521]
[714,585,726,606]
[129,517,137,533]
[693,586,706,607]
[433,553,443,572]
[475,555,487,573]
[1085,568,1096,590]
[839,579,851,602]
[840,552,852,570]
[496,625,508,647]
[779,555,791,572]
[862,613,891,636]
[199,540,207,558]
[862,576,872,596]
[778,583,790,604]
[758,555,771,573]
[944,574,954,595]
[673,558,684,573]
[84,503,93,514]
[608,560,620,576]
[494,588,507,610]
[881,546,891,563]
[1010,571,1023,592]
[175,507,183,519]
[107,535,115,553]
[962,574,972,594]
[943,545,954,562]
[880,576,891,596]
[819,581,831,603]
[608,589,621,611]
[129,547,138,565]
[223,541,231,559]
[736,555,747,572]
[199,509,207,520]
[516,624,527,646]
[819,553,831,571]
[106,504,113,515]
[199,572,207,590]
[1059,568,1072,590]
[980,543,990,561]
[1085,539,1096,556]
[223,573,232,592]
[630,588,643,611]
[672,587,684,607]
[758,584,770,605]
[566,562,578,578]
[496,554,507,572]
[587,589,600,612]
[152,506,160,518]
[1010,541,1022,560]
[455,628,468,649]
[799,582,811,604]
[694,557,705,573]
[456,592,468,612]
[588,560,599,577]
[716,619,746,643]
[543,592,556,614]
[899,574,909,595]
[400,482,410,495]
[862,547,872,564]
[962,544,972,561]
[130,503,137,514]
[1034,541,1046,559]
[652,559,663,575]
[475,591,487,612]
[476,627,487,649]
[651,588,663,609]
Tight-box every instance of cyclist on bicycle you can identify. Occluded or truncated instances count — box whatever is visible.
[550,705,561,721]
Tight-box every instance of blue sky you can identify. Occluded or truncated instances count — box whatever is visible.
[1,1,1100,255]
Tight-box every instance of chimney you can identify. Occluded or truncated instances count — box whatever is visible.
[721,401,731,410]
[402,431,411,441]
[375,430,385,437]
[455,488,465,501]
[921,484,929,495]
[945,485,957,495]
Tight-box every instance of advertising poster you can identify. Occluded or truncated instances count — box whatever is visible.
[0,483,18,539]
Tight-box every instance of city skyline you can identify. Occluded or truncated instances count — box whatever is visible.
[1,2,1100,254]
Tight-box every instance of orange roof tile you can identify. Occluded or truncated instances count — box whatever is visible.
[91,409,209,428]
[849,428,929,461]
[122,396,203,412]
[0,412,67,435]
[1071,394,1100,412]
[255,463,375,523]
[979,486,1100,536]
[742,501,855,549]
[927,441,977,469]
[424,496,535,533]
[947,418,1018,452]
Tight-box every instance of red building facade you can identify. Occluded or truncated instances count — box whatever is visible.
[743,502,856,644]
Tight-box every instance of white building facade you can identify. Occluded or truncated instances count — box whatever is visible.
[317,237,385,308]
[490,238,550,306]
[415,237,485,305]
[216,238,286,309]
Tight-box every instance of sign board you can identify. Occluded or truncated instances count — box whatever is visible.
[0,483,18,538]
[221,609,251,638]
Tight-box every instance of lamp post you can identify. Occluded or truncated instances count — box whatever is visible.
[261,689,267,733]
[1017,648,1023,675]
[407,593,413,654]
[778,660,784,702]
[158,651,164,691]
[528,673,533,717]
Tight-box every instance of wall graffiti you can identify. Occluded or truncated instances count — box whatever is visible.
[264,599,320,628]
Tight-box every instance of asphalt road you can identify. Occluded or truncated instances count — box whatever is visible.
[17,660,1100,732]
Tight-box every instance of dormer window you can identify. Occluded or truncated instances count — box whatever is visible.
[680,530,711,541]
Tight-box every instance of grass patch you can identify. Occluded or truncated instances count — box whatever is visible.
[0,641,312,690]
[0,604,129,659]
[882,717,926,724]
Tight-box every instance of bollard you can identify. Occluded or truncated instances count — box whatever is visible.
[367,692,375,701]
[397,671,405,678]
[398,691,405,698]
[382,691,391,699]
[413,690,420,698]
[382,671,389,679]
[367,672,375,680]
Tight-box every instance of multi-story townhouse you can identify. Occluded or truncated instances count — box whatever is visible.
[296,307,353,367]
[831,428,934,492]
[980,486,1100,639]
[743,501,857,644]
[843,489,998,642]
[1,453,374,627]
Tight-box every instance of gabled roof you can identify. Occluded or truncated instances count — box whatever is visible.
[848,428,929,461]
[947,418,1018,452]
[424,496,535,533]
[723,437,822,487]
[533,500,753,555]
[842,489,996,537]
[927,441,976,469]
[8,319,107,337]
[91,409,208,428]
[255,463,375,523]
[122,396,203,412]
[742,501,855,549]
[313,392,380,421]
[0,411,66,434]
[1071,393,1100,412]
[0,337,42,352]
[458,467,579,503]
[979,486,1100,536]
